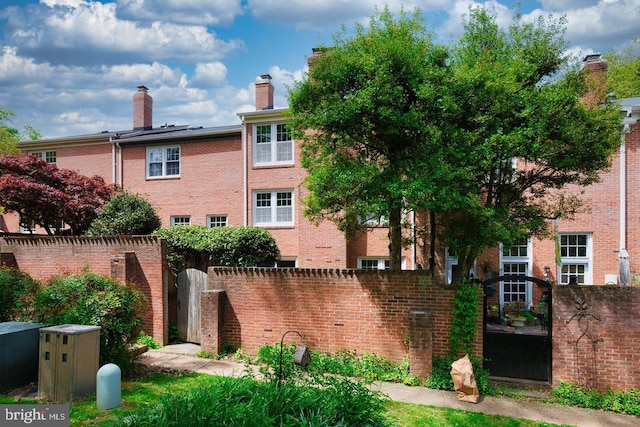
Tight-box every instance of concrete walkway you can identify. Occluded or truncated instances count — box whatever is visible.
[138,344,638,427]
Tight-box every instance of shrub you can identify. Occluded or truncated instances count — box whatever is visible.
[154,225,280,271]
[0,267,39,322]
[33,272,144,376]
[88,190,161,236]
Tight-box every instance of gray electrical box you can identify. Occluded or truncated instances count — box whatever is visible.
[0,321,44,393]
[38,324,101,402]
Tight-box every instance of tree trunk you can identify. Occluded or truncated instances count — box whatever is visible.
[388,206,403,271]
[451,247,476,285]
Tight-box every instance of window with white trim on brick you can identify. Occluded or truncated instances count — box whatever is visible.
[253,123,293,166]
[207,215,228,228]
[559,233,592,285]
[147,146,180,178]
[253,190,293,226]
[30,150,56,164]
[170,216,190,226]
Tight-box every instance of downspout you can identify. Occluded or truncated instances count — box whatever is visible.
[240,115,248,226]
[117,141,123,188]
[110,136,116,185]
[620,123,629,252]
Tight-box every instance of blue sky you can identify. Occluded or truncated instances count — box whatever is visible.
[1,0,639,138]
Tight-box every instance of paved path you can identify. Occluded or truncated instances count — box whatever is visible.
[138,344,639,427]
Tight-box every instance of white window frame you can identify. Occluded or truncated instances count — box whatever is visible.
[358,257,409,270]
[147,146,180,178]
[207,215,228,228]
[558,233,592,285]
[499,238,533,306]
[253,190,294,227]
[20,220,36,234]
[30,150,57,164]
[253,123,294,166]
[170,216,191,226]
[275,258,297,268]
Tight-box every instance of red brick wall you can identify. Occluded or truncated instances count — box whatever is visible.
[204,268,483,364]
[553,285,640,392]
[0,235,169,344]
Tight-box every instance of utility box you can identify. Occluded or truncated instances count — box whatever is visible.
[0,321,44,393]
[38,324,101,402]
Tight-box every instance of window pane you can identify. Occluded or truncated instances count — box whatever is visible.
[256,193,271,207]
[256,144,271,163]
[166,147,180,161]
[256,125,271,143]
[276,141,293,162]
[149,163,163,177]
[166,161,180,176]
[149,148,163,163]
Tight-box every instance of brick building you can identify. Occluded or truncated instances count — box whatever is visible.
[3,54,640,308]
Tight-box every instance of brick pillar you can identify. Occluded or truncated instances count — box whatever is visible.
[200,290,225,354]
[409,309,432,378]
[110,251,136,283]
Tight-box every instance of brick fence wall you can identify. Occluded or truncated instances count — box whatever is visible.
[0,235,169,344]
[202,267,484,376]
[552,285,640,392]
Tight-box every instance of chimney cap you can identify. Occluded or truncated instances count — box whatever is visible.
[257,74,272,82]
[137,85,149,92]
[583,53,602,63]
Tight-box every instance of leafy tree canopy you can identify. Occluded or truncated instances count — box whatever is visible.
[0,107,41,154]
[288,7,621,278]
[603,38,640,99]
[88,190,161,236]
[0,154,114,235]
[289,7,450,270]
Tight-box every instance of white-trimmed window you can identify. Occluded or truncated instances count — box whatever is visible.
[253,190,294,226]
[20,220,36,234]
[559,233,592,285]
[147,146,180,178]
[359,258,390,270]
[207,215,228,228]
[170,216,191,226]
[275,258,297,268]
[500,238,532,305]
[253,123,293,166]
[30,150,56,164]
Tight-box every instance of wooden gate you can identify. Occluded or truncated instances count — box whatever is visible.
[177,268,208,344]
[483,275,552,382]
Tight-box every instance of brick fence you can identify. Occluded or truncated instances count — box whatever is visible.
[2,237,639,391]
[0,235,169,344]
[201,267,484,377]
[553,285,640,391]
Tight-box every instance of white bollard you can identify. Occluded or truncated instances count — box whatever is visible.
[96,363,121,410]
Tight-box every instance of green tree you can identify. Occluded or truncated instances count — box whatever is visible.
[432,9,620,282]
[0,107,41,154]
[289,7,620,279]
[88,190,161,236]
[604,38,640,99]
[288,7,451,270]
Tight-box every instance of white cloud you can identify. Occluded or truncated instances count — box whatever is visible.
[116,0,243,26]
[247,0,450,30]
[3,1,244,65]
[191,62,228,88]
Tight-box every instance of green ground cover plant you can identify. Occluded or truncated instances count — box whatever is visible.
[552,382,640,416]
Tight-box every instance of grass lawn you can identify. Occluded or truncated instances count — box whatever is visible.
[1,367,570,427]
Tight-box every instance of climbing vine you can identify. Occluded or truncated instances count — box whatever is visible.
[449,277,481,357]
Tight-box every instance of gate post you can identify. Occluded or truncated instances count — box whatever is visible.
[200,290,225,355]
[409,309,432,378]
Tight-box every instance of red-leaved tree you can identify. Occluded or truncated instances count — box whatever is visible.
[0,154,114,235]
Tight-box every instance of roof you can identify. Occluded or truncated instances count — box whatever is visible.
[19,124,242,150]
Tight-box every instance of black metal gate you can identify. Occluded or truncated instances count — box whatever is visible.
[482,275,552,382]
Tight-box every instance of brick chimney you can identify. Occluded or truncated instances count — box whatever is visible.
[255,74,274,111]
[581,54,608,108]
[133,86,153,130]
